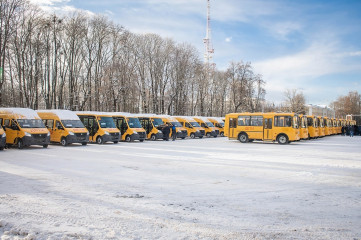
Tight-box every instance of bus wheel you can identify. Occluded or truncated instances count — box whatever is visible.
[151,134,156,141]
[97,136,104,144]
[238,133,248,143]
[199,136,203,139]
[17,139,24,149]
[213,135,217,138]
[140,139,144,142]
[113,141,118,144]
[43,144,48,148]
[190,133,195,139]
[61,137,68,146]
[125,135,131,142]
[82,142,87,146]
[206,133,211,138]
[277,134,289,145]
[220,132,224,137]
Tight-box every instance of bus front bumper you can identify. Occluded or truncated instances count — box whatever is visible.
[0,136,6,148]
[22,134,50,146]
[176,131,187,139]
[66,133,89,144]
[102,133,121,143]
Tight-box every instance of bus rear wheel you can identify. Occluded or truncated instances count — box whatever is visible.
[238,133,248,143]
[151,134,156,141]
[97,136,104,144]
[277,134,289,145]
[190,133,195,139]
[61,137,68,146]
[17,139,24,149]
[125,135,131,142]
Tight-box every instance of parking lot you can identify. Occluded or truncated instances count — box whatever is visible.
[0,136,360,239]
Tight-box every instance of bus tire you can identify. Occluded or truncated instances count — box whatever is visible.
[43,144,48,148]
[190,133,195,139]
[61,137,68,146]
[17,139,24,149]
[140,139,144,142]
[113,141,118,144]
[82,142,87,146]
[199,136,203,139]
[151,134,156,141]
[181,137,186,139]
[213,135,217,138]
[0,147,3,151]
[96,136,104,144]
[125,135,131,142]
[277,134,289,145]
[238,133,248,143]
[220,132,224,137]
[206,133,211,138]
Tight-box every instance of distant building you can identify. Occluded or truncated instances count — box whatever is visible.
[306,104,335,118]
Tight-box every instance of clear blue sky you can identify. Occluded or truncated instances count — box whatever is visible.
[30,0,361,105]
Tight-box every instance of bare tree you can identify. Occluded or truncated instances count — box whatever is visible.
[283,89,306,114]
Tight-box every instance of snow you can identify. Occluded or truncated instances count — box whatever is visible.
[36,110,81,120]
[0,136,361,239]
[0,108,41,119]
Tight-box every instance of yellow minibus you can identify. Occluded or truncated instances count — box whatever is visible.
[37,110,89,146]
[76,112,120,144]
[323,117,332,136]
[0,125,6,150]
[131,114,162,141]
[299,114,309,140]
[193,116,218,138]
[225,112,300,144]
[174,116,205,139]
[306,115,319,139]
[317,116,325,137]
[208,117,225,137]
[111,113,146,142]
[159,115,188,139]
[0,108,50,149]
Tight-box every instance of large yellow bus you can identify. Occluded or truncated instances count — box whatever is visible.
[0,108,50,149]
[112,113,146,142]
[323,117,332,136]
[37,110,89,146]
[174,116,205,139]
[317,116,325,137]
[208,117,225,137]
[225,112,300,144]
[299,114,309,140]
[159,115,188,139]
[306,115,319,139]
[77,112,120,144]
[0,125,6,150]
[193,117,218,137]
[136,114,164,141]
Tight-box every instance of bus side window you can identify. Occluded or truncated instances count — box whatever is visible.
[4,119,10,127]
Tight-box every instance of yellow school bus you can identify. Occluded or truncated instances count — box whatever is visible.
[317,116,325,137]
[323,117,332,136]
[111,113,146,142]
[174,116,205,139]
[306,115,319,139]
[336,119,341,134]
[208,117,225,137]
[159,115,188,139]
[299,114,309,140]
[76,112,120,144]
[0,108,50,149]
[193,116,218,137]
[134,114,163,141]
[0,125,6,150]
[225,112,300,144]
[37,110,89,146]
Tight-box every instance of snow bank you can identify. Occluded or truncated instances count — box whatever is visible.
[37,110,80,120]
[0,108,40,119]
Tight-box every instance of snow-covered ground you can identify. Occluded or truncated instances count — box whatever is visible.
[0,136,360,240]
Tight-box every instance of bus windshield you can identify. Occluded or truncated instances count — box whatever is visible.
[152,118,164,127]
[190,122,200,127]
[61,120,85,128]
[206,122,215,127]
[98,117,116,128]
[127,118,142,128]
[171,121,182,127]
[17,119,45,128]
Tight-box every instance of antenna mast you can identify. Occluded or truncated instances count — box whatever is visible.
[203,0,214,67]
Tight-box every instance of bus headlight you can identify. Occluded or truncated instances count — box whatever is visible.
[25,132,32,137]
[196,130,200,133]
[178,130,182,133]
[133,131,138,135]
[104,131,110,135]
[158,130,162,133]
[68,131,74,135]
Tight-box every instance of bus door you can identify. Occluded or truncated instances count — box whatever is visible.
[264,118,273,140]
[228,117,238,138]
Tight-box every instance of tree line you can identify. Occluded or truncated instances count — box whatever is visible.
[0,0,266,117]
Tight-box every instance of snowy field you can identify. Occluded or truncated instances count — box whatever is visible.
[0,136,360,240]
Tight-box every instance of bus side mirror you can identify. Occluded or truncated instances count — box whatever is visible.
[11,124,19,130]
[57,125,64,130]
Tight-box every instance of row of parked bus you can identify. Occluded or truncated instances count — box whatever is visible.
[0,108,226,150]
[225,112,357,144]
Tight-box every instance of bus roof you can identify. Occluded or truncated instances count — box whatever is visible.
[37,109,80,120]
[0,108,41,119]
